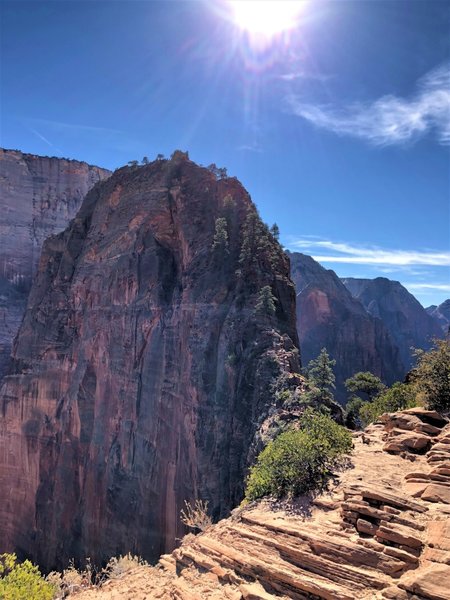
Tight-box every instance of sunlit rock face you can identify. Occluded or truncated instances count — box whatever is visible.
[0,155,299,570]
[0,148,111,380]
[342,277,444,372]
[290,253,403,402]
[426,300,450,335]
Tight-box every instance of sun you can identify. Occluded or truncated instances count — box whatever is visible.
[229,0,305,38]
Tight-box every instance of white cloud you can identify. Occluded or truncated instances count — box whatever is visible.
[405,283,450,292]
[287,62,450,145]
[289,238,450,267]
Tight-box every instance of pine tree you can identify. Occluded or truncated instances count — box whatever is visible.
[270,223,280,240]
[255,285,277,315]
[345,371,385,402]
[306,348,336,402]
[142,156,149,165]
[212,217,229,252]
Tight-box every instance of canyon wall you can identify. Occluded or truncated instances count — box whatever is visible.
[343,277,443,371]
[290,253,403,401]
[427,300,450,335]
[0,154,299,570]
[0,148,111,380]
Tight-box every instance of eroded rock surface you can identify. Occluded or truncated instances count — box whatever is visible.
[0,148,111,379]
[289,253,403,401]
[342,277,443,371]
[75,409,450,599]
[0,155,299,570]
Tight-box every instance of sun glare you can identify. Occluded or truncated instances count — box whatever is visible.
[230,1,304,38]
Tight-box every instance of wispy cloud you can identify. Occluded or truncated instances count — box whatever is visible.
[405,283,450,292]
[287,62,450,146]
[237,141,263,153]
[278,71,332,83]
[289,237,450,267]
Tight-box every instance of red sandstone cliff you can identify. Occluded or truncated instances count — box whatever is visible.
[0,148,111,380]
[290,253,403,401]
[0,154,299,570]
[342,277,444,372]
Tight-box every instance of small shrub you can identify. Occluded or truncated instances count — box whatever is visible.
[359,382,418,425]
[104,554,147,579]
[0,553,55,600]
[180,500,212,532]
[245,410,352,501]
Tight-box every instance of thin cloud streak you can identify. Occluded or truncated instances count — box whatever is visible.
[289,238,450,267]
[405,283,450,292]
[287,62,450,145]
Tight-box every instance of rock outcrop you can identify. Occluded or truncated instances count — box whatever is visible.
[289,253,403,401]
[74,408,450,600]
[342,277,443,371]
[0,154,300,571]
[427,300,450,336]
[0,148,111,380]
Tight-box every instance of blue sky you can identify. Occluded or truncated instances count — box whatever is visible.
[1,0,449,306]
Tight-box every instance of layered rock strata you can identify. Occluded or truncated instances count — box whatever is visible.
[0,148,111,379]
[0,155,299,570]
[76,408,450,599]
[289,253,403,401]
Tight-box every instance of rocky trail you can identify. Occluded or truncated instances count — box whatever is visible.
[74,407,450,600]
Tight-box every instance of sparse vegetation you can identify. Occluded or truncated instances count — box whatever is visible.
[0,553,55,600]
[212,217,229,252]
[180,500,212,532]
[345,371,386,402]
[359,382,417,425]
[412,338,450,413]
[255,285,277,315]
[245,409,352,501]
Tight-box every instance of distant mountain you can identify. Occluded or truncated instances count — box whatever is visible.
[0,148,111,381]
[426,300,450,335]
[289,253,403,402]
[342,277,443,371]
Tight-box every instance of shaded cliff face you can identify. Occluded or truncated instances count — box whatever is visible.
[0,156,299,571]
[289,253,403,402]
[0,148,111,380]
[342,277,443,371]
[427,300,450,335]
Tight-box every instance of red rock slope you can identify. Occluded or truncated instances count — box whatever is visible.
[0,154,299,571]
[0,148,111,380]
[76,408,450,600]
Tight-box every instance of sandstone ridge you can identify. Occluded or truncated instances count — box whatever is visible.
[75,408,450,599]
[0,154,299,570]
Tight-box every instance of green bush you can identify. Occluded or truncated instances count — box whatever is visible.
[359,382,417,425]
[0,553,54,600]
[413,339,450,413]
[245,410,352,501]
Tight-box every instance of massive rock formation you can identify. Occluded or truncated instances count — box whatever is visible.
[0,148,111,380]
[0,154,299,570]
[289,253,403,401]
[342,277,443,372]
[74,408,450,600]
[427,300,450,335]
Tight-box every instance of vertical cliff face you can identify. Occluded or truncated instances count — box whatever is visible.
[342,277,443,371]
[427,300,450,335]
[0,155,299,570]
[0,148,111,380]
[289,253,403,401]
